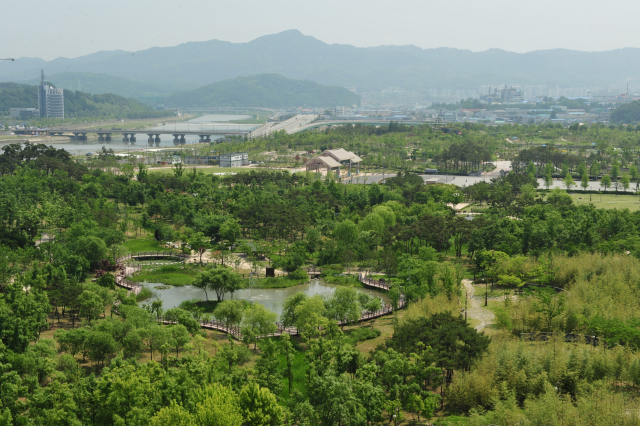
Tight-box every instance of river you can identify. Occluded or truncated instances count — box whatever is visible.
[5,114,258,156]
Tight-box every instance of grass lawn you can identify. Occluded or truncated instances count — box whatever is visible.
[129,265,199,286]
[147,166,275,175]
[569,192,640,210]
[122,236,172,253]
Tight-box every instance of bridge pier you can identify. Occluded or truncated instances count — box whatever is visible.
[199,135,211,143]
[129,134,136,144]
[172,134,180,146]
[147,134,155,147]
[179,135,186,145]
[98,133,112,142]
[154,135,161,147]
[122,134,129,144]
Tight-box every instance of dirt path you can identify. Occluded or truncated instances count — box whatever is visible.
[462,279,495,331]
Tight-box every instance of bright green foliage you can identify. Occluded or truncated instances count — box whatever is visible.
[193,267,243,302]
[149,401,196,426]
[238,383,284,426]
[241,303,277,348]
[326,287,361,327]
[194,384,243,426]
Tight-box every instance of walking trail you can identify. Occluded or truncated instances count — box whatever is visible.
[462,279,495,331]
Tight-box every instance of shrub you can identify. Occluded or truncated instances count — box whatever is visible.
[287,269,309,281]
[347,327,381,344]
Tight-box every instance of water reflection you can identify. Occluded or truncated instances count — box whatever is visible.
[143,279,389,317]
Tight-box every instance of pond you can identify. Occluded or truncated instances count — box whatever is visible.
[141,280,390,317]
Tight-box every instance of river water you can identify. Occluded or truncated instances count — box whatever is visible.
[142,279,390,318]
[7,114,258,156]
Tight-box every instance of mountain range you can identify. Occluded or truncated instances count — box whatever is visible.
[1,30,639,96]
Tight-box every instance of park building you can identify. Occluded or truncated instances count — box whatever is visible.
[37,70,64,119]
[305,148,362,178]
[220,152,249,167]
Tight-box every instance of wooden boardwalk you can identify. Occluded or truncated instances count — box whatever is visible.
[114,253,403,339]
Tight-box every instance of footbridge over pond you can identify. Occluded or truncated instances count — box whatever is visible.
[114,256,404,340]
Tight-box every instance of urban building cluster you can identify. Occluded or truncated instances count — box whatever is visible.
[9,70,64,119]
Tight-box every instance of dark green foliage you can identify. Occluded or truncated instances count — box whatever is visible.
[611,100,640,123]
[391,311,490,384]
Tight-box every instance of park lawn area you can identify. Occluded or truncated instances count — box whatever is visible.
[129,265,199,286]
[569,192,640,210]
[122,236,172,253]
[147,166,272,175]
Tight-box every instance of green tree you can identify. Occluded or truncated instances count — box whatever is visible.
[77,290,104,324]
[560,162,569,178]
[220,218,241,246]
[630,164,639,190]
[294,295,328,340]
[173,162,186,178]
[601,174,612,192]
[188,231,209,263]
[621,173,631,193]
[581,173,589,192]
[86,330,116,367]
[590,161,601,179]
[194,384,243,426]
[563,174,576,191]
[333,220,359,247]
[171,324,191,357]
[213,299,245,330]
[238,383,284,426]
[194,267,243,302]
[577,161,587,177]
[530,288,566,332]
[281,333,295,395]
[241,303,277,349]
[326,287,361,328]
[611,160,620,182]
[280,292,308,328]
[150,400,196,426]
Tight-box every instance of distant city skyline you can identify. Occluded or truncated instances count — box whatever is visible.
[2,0,640,61]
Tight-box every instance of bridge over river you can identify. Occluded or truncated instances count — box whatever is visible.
[26,127,252,146]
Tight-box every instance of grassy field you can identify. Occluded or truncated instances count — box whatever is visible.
[569,192,640,210]
[147,166,281,175]
[121,236,172,253]
[129,265,199,286]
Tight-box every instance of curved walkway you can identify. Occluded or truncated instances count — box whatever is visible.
[462,279,495,331]
[114,265,403,339]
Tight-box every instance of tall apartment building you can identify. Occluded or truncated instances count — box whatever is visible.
[37,70,64,119]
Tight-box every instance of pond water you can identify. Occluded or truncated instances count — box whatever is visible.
[141,279,390,317]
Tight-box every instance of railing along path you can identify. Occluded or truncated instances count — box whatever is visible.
[114,256,403,339]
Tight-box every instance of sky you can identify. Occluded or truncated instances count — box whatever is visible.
[3,0,640,61]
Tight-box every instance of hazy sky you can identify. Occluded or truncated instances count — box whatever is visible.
[3,0,640,60]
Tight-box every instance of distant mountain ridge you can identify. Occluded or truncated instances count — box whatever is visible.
[1,30,639,92]
[165,74,360,108]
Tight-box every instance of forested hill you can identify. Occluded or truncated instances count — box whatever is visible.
[611,100,640,124]
[165,74,360,108]
[0,83,170,119]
